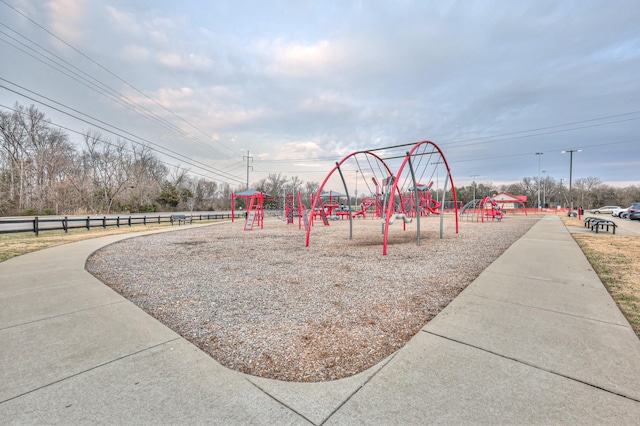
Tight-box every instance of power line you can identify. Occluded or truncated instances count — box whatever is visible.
[0,23,233,161]
[0,102,245,186]
[0,0,240,159]
[240,110,640,164]
[0,81,243,183]
[0,92,245,185]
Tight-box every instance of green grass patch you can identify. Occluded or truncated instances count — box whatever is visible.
[0,220,227,263]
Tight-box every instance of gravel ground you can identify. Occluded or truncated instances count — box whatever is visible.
[86,214,539,382]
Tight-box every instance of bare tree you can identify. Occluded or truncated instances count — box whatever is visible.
[194,178,218,210]
[574,177,602,209]
[84,131,132,213]
[303,181,320,206]
[0,106,27,212]
[125,144,167,212]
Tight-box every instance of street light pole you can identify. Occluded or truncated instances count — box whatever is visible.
[535,152,543,209]
[542,170,546,207]
[562,149,581,213]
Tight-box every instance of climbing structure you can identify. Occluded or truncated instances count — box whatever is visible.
[284,191,310,230]
[284,193,295,224]
[476,196,504,222]
[305,140,458,255]
[230,189,270,230]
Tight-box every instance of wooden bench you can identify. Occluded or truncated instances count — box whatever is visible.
[170,214,188,225]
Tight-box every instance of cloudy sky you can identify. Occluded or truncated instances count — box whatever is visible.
[1,0,639,191]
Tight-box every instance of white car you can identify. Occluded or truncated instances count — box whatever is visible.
[589,205,621,214]
[611,206,629,217]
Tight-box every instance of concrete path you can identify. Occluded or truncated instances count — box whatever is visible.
[1,216,639,424]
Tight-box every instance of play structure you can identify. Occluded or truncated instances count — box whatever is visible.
[284,191,310,230]
[231,189,271,230]
[405,182,442,217]
[477,197,504,222]
[305,140,458,255]
[459,192,527,222]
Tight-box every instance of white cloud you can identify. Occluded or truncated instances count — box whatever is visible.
[121,44,150,62]
[105,5,142,37]
[46,0,88,44]
[254,38,346,77]
[154,51,212,71]
[274,141,324,160]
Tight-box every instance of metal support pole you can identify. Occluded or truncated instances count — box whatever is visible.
[406,152,421,246]
[440,171,449,239]
[336,163,353,240]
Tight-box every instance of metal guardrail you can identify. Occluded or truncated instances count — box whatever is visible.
[0,213,243,236]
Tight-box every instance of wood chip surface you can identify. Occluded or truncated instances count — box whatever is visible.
[86,214,539,382]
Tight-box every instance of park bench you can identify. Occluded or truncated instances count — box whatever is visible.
[591,219,617,234]
[583,217,600,228]
[584,217,617,234]
[170,214,188,226]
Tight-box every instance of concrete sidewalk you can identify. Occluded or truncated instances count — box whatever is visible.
[1,216,639,424]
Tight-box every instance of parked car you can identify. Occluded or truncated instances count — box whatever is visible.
[588,205,621,214]
[629,211,640,221]
[611,206,629,217]
[627,203,640,218]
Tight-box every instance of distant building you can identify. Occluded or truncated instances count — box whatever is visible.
[491,192,527,211]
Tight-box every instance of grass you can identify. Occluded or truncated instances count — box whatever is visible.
[562,216,640,338]
[0,220,226,263]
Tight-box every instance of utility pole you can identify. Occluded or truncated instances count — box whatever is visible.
[562,149,581,213]
[469,175,480,204]
[559,178,569,207]
[243,150,253,190]
[535,152,543,209]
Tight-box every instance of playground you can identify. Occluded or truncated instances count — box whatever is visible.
[86,213,539,382]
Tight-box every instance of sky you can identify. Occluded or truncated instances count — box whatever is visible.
[1,0,639,192]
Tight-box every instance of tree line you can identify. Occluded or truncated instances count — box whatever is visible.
[457,176,640,210]
[0,103,235,216]
[2,103,638,217]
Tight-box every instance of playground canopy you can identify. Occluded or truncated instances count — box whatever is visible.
[320,191,346,198]
[234,189,272,198]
